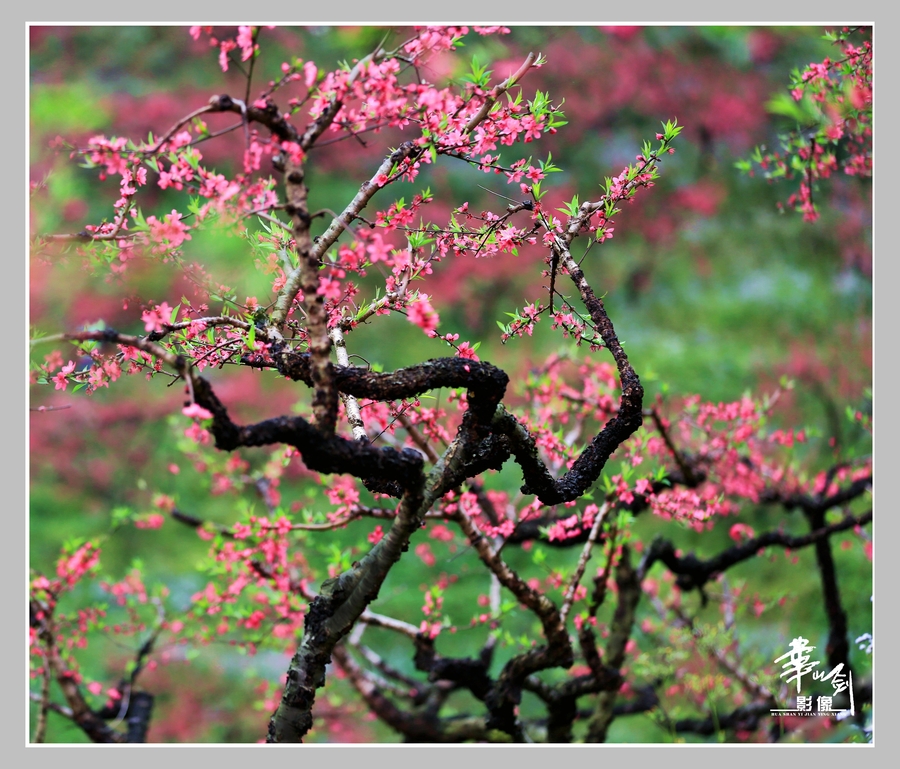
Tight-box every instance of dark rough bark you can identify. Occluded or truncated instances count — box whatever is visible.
[806,508,850,675]
[193,374,425,487]
[414,636,494,702]
[640,510,872,592]
[124,692,154,743]
[585,545,641,742]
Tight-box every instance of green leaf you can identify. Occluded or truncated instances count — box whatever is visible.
[111,506,133,527]
[539,153,561,174]
[463,56,492,87]
[131,207,149,232]
[766,92,820,125]
[557,195,580,218]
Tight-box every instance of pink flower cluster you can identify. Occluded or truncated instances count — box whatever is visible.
[145,210,191,254]
[407,294,440,336]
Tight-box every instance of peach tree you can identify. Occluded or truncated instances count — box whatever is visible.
[29,26,872,743]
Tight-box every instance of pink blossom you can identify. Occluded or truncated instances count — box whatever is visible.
[729,523,756,543]
[419,620,442,639]
[325,476,360,507]
[43,350,64,372]
[244,610,266,630]
[415,542,436,567]
[317,276,343,302]
[142,302,173,333]
[88,366,108,390]
[86,135,128,179]
[407,295,440,335]
[102,359,121,382]
[634,478,653,496]
[456,342,479,361]
[145,210,191,253]
[185,422,211,445]
[546,514,581,542]
[280,140,304,165]
[236,26,256,61]
[168,131,193,149]
[52,360,76,391]
[303,61,318,88]
[218,39,237,72]
[429,525,455,541]
[525,166,544,183]
[56,542,100,589]
[153,494,175,512]
[135,513,165,530]
[368,525,384,545]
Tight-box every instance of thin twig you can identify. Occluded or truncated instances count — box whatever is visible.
[359,609,421,640]
[331,326,368,441]
[145,104,214,154]
[560,502,610,625]
[464,53,537,134]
